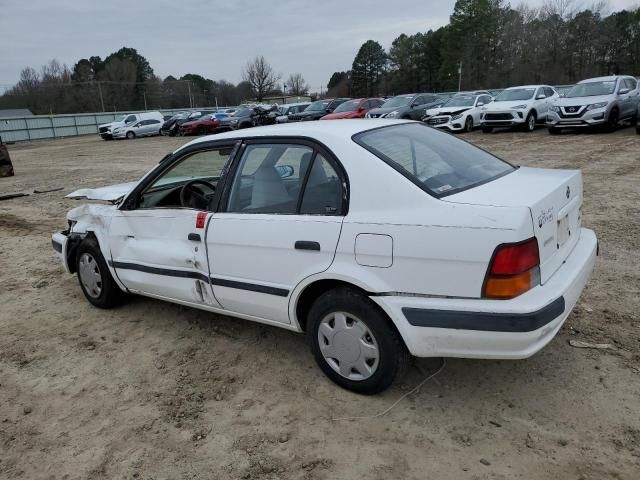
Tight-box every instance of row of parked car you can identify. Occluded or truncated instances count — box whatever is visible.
[97,74,640,141]
[423,75,640,134]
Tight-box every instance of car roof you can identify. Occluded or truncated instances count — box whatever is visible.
[578,75,625,83]
[504,85,548,89]
[177,119,413,152]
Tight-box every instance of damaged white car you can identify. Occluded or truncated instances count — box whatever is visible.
[52,120,598,394]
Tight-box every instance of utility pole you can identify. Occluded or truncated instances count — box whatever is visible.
[457,62,463,92]
[97,82,105,112]
[143,91,147,111]
[187,81,193,108]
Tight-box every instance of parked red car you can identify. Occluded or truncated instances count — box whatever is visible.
[320,98,385,120]
[179,114,222,136]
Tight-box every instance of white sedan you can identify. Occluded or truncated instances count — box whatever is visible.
[52,120,597,394]
[424,93,493,132]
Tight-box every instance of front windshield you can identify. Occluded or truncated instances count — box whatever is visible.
[495,88,536,101]
[566,81,617,98]
[382,95,413,108]
[334,100,361,113]
[115,115,127,122]
[443,95,475,107]
[306,100,330,111]
[354,123,514,197]
[232,108,252,117]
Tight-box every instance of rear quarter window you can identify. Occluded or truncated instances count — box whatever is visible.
[353,123,515,197]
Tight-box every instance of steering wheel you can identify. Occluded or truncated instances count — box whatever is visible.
[179,179,216,209]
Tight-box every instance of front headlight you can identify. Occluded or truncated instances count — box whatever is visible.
[451,113,464,120]
[386,110,400,118]
[587,102,608,111]
[513,104,528,110]
[550,106,560,113]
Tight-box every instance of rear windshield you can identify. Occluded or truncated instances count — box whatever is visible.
[353,123,515,197]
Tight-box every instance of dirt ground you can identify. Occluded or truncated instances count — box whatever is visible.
[1,126,639,480]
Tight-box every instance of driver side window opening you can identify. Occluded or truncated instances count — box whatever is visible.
[138,147,232,210]
[225,143,344,215]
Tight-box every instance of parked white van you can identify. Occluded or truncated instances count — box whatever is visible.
[98,111,164,140]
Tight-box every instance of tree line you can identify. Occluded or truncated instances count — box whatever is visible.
[0,49,310,114]
[2,0,639,114]
[328,0,640,97]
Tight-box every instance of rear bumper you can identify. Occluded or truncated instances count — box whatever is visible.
[372,228,597,359]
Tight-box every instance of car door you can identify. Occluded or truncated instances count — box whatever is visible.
[142,119,161,136]
[620,78,637,117]
[473,95,490,124]
[108,144,235,308]
[207,140,346,324]
[534,87,549,117]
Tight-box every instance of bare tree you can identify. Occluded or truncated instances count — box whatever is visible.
[285,73,309,96]
[242,56,281,101]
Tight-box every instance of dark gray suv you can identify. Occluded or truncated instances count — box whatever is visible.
[366,93,449,120]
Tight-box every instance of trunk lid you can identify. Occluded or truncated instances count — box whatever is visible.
[444,167,583,283]
[66,181,136,202]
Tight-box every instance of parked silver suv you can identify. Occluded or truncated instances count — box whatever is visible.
[547,75,639,133]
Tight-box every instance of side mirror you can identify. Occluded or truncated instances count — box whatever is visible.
[327,108,334,113]
[276,165,294,178]
[536,94,546,99]
[619,88,630,95]
[477,101,485,107]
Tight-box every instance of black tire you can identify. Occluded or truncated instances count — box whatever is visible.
[197,125,206,136]
[464,116,473,132]
[524,111,537,132]
[126,131,135,140]
[306,288,410,394]
[604,108,619,133]
[482,126,493,133]
[76,238,125,309]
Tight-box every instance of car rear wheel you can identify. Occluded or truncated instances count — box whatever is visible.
[482,126,493,133]
[126,131,135,140]
[76,239,125,309]
[525,112,536,132]
[464,116,474,132]
[307,288,410,394]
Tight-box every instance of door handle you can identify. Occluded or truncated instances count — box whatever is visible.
[188,233,201,242]
[295,241,320,251]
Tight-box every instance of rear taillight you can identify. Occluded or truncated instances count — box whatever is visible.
[483,238,540,299]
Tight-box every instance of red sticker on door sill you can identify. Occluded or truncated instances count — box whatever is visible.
[196,211,207,229]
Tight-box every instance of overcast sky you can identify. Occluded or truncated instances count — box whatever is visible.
[1,0,638,91]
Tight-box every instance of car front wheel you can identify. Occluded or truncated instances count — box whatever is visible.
[464,116,473,132]
[126,131,135,139]
[307,288,409,394]
[76,238,125,309]
[525,112,536,132]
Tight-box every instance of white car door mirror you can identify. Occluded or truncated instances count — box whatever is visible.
[536,94,546,100]
[477,101,484,107]
[619,88,630,95]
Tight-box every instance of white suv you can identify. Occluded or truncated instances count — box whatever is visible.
[547,76,639,133]
[481,85,559,133]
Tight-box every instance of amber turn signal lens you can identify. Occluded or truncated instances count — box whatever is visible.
[484,269,537,299]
